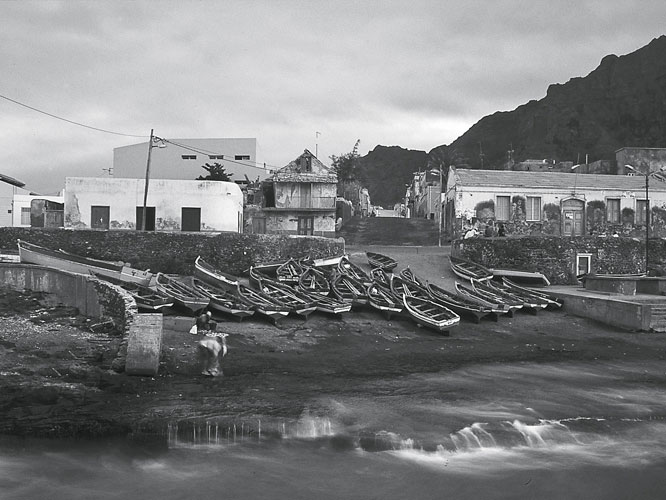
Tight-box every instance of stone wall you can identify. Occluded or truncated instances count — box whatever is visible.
[453,235,666,284]
[0,227,345,277]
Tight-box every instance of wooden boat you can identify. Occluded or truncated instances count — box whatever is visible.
[399,267,427,288]
[338,256,371,285]
[426,282,499,323]
[248,265,275,288]
[330,270,369,307]
[296,287,352,316]
[499,278,563,309]
[311,254,345,269]
[370,267,392,289]
[366,251,398,271]
[155,273,210,314]
[449,256,493,282]
[366,282,402,319]
[276,258,303,285]
[252,277,318,319]
[470,279,527,313]
[402,295,460,334]
[91,273,173,312]
[500,278,562,308]
[297,267,331,296]
[490,268,551,287]
[454,281,514,317]
[478,279,547,313]
[234,282,291,325]
[186,277,255,321]
[194,256,240,288]
[18,239,153,286]
[390,274,429,300]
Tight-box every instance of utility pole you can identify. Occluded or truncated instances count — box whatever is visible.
[438,162,443,247]
[141,128,154,231]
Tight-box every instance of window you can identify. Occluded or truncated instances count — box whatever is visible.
[181,155,197,160]
[297,216,314,235]
[209,155,224,160]
[606,198,621,223]
[526,196,541,221]
[636,199,648,224]
[496,196,510,221]
[235,155,250,160]
[576,253,592,277]
[20,207,31,225]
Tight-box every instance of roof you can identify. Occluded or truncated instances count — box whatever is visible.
[452,168,666,191]
[0,173,25,188]
[271,149,337,183]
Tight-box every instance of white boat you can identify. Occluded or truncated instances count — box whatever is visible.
[402,295,460,334]
[17,239,153,286]
[489,268,551,287]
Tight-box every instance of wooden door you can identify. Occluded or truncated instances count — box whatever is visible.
[297,216,314,235]
[181,207,201,231]
[562,200,584,236]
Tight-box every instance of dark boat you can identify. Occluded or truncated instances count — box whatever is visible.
[330,270,369,307]
[477,279,546,313]
[390,274,430,300]
[91,273,173,312]
[194,256,240,288]
[399,267,427,288]
[297,267,331,296]
[402,295,460,334]
[296,287,352,316]
[500,278,563,309]
[186,277,255,321]
[454,281,514,316]
[252,276,318,319]
[276,258,303,285]
[155,273,210,314]
[248,265,275,288]
[338,256,371,285]
[370,267,392,289]
[449,256,493,282]
[426,282,499,323]
[18,239,153,286]
[366,251,398,271]
[469,279,526,313]
[366,282,402,319]
[234,283,291,325]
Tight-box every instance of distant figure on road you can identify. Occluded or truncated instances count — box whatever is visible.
[497,223,506,237]
[198,333,227,377]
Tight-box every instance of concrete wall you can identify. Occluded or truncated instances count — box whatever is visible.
[64,177,243,232]
[113,138,268,182]
[616,147,666,175]
[265,211,336,237]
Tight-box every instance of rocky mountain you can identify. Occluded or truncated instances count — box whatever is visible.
[358,36,666,206]
[357,145,427,208]
[428,35,666,170]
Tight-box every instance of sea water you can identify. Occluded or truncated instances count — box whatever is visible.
[2,359,666,499]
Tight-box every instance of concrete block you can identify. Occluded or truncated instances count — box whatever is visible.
[125,313,163,376]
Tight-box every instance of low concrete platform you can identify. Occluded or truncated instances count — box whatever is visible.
[547,285,666,332]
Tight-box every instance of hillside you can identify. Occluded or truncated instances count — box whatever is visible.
[358,145,427,208]
[428,35,666,169]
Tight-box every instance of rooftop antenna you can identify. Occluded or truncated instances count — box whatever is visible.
[315,131,321,158]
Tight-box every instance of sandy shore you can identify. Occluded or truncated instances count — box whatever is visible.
[1,249,665,438]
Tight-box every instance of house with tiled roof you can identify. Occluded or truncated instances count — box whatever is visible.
[444,167,666,239]
[251,150,337,237]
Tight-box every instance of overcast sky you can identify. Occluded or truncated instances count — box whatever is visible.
[1,0,665,194]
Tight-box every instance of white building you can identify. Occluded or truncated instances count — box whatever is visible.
[65,177,244,233]
[113,138,268,184]
[0,173,32,227]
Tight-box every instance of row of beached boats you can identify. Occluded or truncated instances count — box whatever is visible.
[15,238,559,333]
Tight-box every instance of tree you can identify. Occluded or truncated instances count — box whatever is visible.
[330,139,365,200]
[197,163,233,181]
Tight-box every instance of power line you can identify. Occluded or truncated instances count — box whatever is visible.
[0,93,149,138]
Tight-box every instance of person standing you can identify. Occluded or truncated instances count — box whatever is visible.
[198,333,228,376]
[192,310,216,335]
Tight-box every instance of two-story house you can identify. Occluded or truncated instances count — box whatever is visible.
[254,150,337,237]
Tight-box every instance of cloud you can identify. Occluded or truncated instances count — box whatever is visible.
[0,0,665,193]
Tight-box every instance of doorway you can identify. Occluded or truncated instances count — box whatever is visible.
[91,206,110,230]
[562,199,585,236]
[297,216,314,235]
[181,207,201,231]
[136,206,156,231]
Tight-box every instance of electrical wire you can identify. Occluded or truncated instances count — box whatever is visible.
[0,92,149,138]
